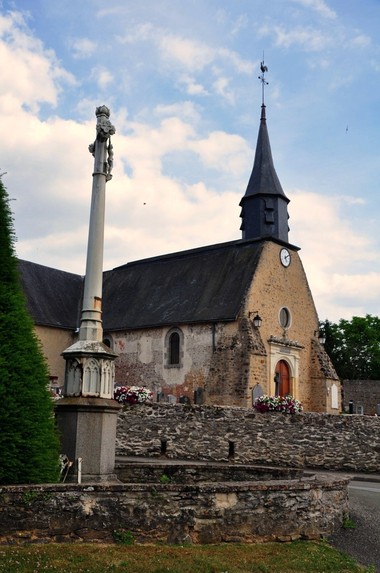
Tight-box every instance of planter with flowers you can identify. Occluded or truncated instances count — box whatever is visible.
[114,385,153,406]
[253,395,303,414]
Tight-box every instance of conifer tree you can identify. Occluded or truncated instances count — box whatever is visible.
[0,178,60,484]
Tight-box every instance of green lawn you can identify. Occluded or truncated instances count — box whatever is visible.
[0,541,373,573]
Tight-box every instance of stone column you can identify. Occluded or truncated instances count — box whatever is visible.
[80,105,114,344]
[56,106,120,483]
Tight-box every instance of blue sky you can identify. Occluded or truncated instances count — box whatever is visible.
[1,0,380,322]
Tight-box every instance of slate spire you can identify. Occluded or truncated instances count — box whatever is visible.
[239,76,290,242]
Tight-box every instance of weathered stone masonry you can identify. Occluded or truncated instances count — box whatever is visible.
[116,404,380,472]
[343,379,380,416]
[3,404,371,545]
[0,477,348,545]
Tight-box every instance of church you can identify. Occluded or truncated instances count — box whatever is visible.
[18,100,340,414]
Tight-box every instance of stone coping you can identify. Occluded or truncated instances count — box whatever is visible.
[0,475,349,493]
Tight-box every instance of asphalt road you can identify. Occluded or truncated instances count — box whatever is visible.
[329,480,380,572]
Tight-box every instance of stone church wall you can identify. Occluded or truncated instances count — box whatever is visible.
[116,404,380,472]
[111,320,270,408]
[35,325,74,387]
[343,379,380,416]
[310,340,341,414]
[111,324,217,401]
[243,242,321,410]
[205,319,267,407]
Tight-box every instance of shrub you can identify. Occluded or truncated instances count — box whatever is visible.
[0,179,60,484]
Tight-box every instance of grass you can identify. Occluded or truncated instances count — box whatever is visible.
[342,517,356,530]
[0,541,372,573]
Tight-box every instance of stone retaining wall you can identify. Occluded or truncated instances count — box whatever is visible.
[116,404,380,472]
[0,477,348,545]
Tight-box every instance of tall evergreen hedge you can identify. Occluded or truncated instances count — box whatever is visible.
[0,178,60,484]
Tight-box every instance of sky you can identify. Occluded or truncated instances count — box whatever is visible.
[0,0,379,323]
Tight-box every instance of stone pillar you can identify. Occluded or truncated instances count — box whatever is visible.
[79,105,114,345]
[56,106,120,483]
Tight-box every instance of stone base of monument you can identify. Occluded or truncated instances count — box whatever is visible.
[55,397,121,484]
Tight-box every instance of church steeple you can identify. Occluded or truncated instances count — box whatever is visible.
[239,63,290,242]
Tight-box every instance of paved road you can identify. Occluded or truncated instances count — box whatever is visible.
[329,480,380,572]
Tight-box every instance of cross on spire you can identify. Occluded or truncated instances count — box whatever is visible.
[258,59,268,105]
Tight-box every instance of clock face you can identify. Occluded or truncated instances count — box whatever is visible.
[280,248,291,267]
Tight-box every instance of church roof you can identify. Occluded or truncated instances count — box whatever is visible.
[103,239,264,330]
[18,259,83,330]
[19,239,266,332]
[243,105,289,201]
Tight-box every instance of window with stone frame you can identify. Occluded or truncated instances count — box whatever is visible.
[165,327,184,368]
[279,307,291,329]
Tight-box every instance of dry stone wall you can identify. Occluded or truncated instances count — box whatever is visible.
[0,478,348,545]
[116,404,380,472]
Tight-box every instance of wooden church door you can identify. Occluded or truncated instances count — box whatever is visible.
[275,360,290,397]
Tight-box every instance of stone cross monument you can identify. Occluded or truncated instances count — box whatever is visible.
[55,106,120,483]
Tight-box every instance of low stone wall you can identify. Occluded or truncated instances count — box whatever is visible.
[116,404,380,472]
[115,461,303,484]
[0,477,348,544]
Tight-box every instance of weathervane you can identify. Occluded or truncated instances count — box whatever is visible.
[258,57,268,105]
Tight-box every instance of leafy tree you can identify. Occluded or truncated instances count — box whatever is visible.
[321,315,380,380]
[0,178,60,484]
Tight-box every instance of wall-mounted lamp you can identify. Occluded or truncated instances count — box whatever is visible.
[249,311,262,328]
[314,329,326,344]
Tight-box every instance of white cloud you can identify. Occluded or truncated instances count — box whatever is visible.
[351,34,371,48]
[118,23,253,79]
[218,48,254,74]
[158,34,215,72]
[230,14,249,36]
[157,34,253,76]
[260,24,331,51]
[215,10,248,36]
[117,22,154,44]
[177,74,209,96]
[212,76,234,104]
[189,131,251,175]
[290,190,380,321]
[0,11,75,113]
[154,101,201,122]
[69,37,97,59]
[90,66,114,90]
[291,0,337,19]
[10,100,249,274]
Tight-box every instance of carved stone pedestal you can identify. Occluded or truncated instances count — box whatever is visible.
[55,397,121,483]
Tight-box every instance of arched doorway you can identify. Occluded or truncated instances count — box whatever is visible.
[275,360,290,397]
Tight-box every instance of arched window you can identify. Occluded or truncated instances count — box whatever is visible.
[165,328,183,368]
[103,335,113,349]
[169,332,180,365]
